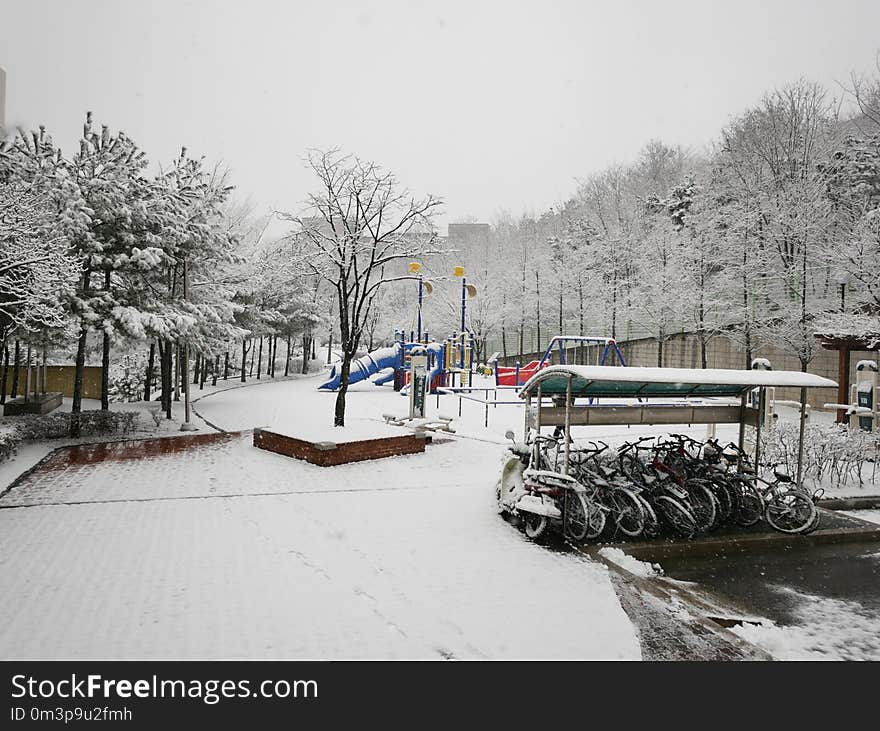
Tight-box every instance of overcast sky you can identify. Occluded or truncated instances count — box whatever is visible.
[2,0,880,230]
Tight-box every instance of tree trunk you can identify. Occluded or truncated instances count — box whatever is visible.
[535,271,541,350]
[285,335,291,376]
[144,342,155,402]
[213,355,219,386]
[98,269,112,410]
[240,340,248,382]
[157,340,172,419]
[71,266,92,424]
[0,345,8,404]
[101,329,111,410]
[334,354,352,427]
[578,280,584,364]
[173,345,180,401]
[193,353,201,385]
[301,333,311,374]
[742,238,752,369]
[72,324,88,420]
[657,338,663,368]
[200,356,207,390]
[558,287,563,335]
[257,336,263,379]
[11,340,20,399]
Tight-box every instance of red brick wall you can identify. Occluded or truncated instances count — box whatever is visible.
[253,428,425,466]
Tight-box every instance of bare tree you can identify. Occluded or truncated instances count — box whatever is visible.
[282,149,443,426]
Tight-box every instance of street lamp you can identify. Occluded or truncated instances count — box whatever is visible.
[409,262,433,342]
[453,266,477,368]
[837,271,850,313]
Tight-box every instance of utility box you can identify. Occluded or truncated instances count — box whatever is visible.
[853,360,878,432]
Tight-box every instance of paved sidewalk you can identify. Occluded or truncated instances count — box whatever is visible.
[608,574,759,660]
[0,433,639,659]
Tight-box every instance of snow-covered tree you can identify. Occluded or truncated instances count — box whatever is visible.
[281,149,443,426]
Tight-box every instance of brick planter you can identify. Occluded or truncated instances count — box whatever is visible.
[253,427,425,466]
[4,392,63,416]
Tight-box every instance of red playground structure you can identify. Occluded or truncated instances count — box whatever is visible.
[493,336,628,387]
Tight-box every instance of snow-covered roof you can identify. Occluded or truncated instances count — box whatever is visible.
[519,365,838,399]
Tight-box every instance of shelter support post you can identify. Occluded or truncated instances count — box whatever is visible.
[837,345,850,424]
[563,375,572,475]
[738,393,747,453]
[754,386,764,470]
[536,384,543,437]
[796,386,807,487]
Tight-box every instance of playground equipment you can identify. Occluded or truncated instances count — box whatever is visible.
[493,336,628,388]
[317,329,477,395]
[317,345,399,391]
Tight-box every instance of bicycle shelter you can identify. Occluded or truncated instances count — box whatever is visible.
[518,365,838,487]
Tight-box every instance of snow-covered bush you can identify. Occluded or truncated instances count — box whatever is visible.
[2,411,141,452]
[0,431,19,463]
[108,353,147,403]
[759,421,879,489]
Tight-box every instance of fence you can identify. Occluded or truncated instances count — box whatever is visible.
[1,366,104,401]
[496,332,878,409]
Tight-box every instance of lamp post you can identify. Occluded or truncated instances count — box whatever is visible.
[453,266,478,368]
[409,262,434,342]
[838,271,849,313]
[180,258,197,431]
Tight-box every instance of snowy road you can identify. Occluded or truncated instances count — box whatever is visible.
[0,377,640,659]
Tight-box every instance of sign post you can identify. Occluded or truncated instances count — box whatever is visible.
[409,347,428,419]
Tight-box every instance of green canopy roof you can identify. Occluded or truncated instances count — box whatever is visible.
[519,365,838,399]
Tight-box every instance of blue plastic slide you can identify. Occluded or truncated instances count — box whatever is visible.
[318,345,400,391]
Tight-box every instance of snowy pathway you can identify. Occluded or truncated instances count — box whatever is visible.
[0,377,640,659]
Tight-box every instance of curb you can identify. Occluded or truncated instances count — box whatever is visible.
[590,509,880,562]
[580,546,773,660]
[818,495,880,511]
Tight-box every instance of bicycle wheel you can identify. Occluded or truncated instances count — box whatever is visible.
[733,481,764,527]
[523,512,549,541]
[585,497,607,540]
[765,491,817,534]
[685,481,717,533]
[708,477,737,526]
[637,495,662,538]
[610,488,646,537]
[655,495,697,539]
[564,490,591,542]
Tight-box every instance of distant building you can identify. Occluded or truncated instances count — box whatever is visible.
[447,222,490,244]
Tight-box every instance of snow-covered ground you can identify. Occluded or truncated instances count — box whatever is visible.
[731,585,880,661]
[2,369,877,660]
[0,374,641,659]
